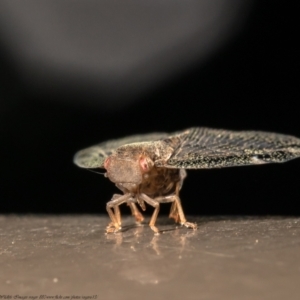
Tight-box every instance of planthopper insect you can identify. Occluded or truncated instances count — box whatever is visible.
[74,127,300,233]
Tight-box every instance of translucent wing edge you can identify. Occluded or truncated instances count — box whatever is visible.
[73,146,107,169]
[73,132,168,169]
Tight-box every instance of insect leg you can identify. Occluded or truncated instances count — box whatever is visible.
[152,194,181,224]
[169,170,186,223]
[139,193,160,234]
[106,193,131,233]
[110,194,123,225]
[116,183,144,223]
[169,202,180,223]
[172,183,197,230]
[172,195,196,228]
[154,189,196,230]
[128,202,144,223]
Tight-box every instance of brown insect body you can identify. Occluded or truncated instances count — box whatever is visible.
[102,141,194,233]
[74,127,300,234]
[138,167,183,198]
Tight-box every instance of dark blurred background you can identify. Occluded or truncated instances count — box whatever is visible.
[0,1,299,217]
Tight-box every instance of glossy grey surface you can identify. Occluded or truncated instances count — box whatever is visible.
[1,215,300,299]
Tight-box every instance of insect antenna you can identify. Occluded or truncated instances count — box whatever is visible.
[86,169,106,176]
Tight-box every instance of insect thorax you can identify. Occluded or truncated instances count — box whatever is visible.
[138,166,182,198]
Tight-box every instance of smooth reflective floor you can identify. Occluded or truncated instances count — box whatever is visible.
[1,215,300,299]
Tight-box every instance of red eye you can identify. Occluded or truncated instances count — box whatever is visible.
[104,157,110,169]
[139,156,149,172]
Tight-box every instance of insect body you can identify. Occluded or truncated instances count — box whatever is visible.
[74,127,300,233]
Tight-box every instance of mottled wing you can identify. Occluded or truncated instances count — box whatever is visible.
[74,132,168,168]
[163,127,300,169]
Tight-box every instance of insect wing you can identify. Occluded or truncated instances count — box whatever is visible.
[164,127,300,169]
[74,132,168,169]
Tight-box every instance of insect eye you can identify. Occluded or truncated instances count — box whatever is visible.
[104,157,110,169]
[139,156,153,173]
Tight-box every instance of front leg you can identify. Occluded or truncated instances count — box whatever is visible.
[138,193,160,234]
[116,183,144,224]
[106,193,132,233]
